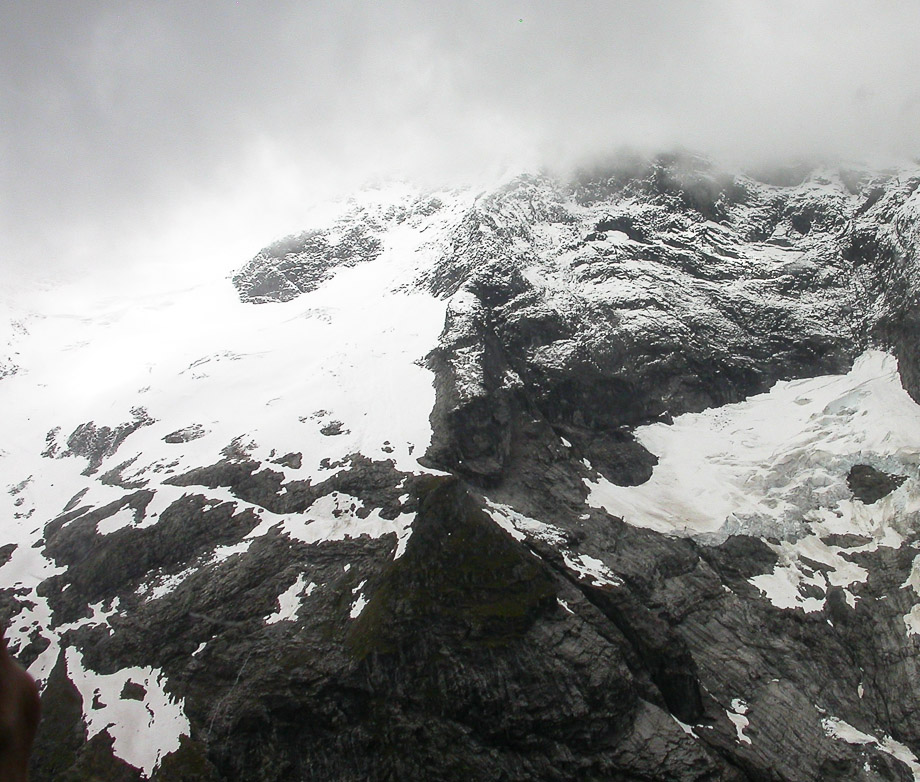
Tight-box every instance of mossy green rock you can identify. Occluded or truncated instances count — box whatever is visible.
[58,731,142,782]
[348,475,557,658]
[31,650,87,781]
[150,735,220,781]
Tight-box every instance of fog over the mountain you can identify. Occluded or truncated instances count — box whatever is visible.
[2,0,919,284]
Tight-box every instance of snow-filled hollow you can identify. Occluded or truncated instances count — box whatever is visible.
[585,351,920,612]
[586,351,920,538]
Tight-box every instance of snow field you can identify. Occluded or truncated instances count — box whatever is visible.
[585,351,920,614]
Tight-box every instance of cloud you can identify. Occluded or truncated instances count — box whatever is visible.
[2,0,919,277]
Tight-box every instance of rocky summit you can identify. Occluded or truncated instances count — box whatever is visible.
[4,152,920,780]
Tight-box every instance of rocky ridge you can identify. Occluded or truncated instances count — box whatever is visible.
[3,153,920,780]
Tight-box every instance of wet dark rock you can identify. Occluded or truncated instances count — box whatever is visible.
[347,476,558,656]
[821,532,873,548]
[149,736,220,782]
[32,651,89,781]
[41,491,257,624]
[699,536,778,589]
[196,477,729,781]
[0,541,15,567]
[120,681,146,701]
[57,730,143,782]
[100,455,148,489]
[269,451,302,469]
[847,464,907,504]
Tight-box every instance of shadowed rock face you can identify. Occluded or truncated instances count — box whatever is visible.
[848,464,908,504]
[13,155,920,781]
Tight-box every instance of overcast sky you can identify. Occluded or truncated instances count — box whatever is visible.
[3,0,920,284]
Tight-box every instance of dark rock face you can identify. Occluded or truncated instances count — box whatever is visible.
[18,155,920,780]
[31,652,87,781]
[55,409,155,475]
[233,223,383,304]
[188,477,736,781]
[847,464,908,504]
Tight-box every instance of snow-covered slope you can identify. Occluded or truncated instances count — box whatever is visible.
[0,185,473,775]
[6,155,920,781]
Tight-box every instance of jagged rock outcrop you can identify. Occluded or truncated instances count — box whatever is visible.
[233,224,383,304]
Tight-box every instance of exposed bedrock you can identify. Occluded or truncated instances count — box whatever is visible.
[421,161,920,495]
[175,477,736,781]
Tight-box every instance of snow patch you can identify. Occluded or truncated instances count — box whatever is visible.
[349,580,369,619]
[673,715,699,738]
[905,605,920,637]
[727,699,752,745]
[265,574,315,625]
[823,716,920,781]
[486,501,567,546]
[726,712,752,746]
[562,552,623,587]
[65,646,189,776]
[96,506,139,535]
